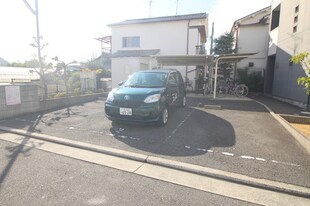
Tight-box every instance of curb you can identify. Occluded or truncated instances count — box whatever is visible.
[253,99,310,154]
[0,126,310,198]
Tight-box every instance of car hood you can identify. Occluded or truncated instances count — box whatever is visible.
[113,87,164,99]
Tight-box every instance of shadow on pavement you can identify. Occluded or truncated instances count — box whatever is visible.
[110,106,236,157]
[0,104,87,132]
[0,104,85,189]
[0,113,44,189]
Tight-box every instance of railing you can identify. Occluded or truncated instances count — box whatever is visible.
[195,45,206,54]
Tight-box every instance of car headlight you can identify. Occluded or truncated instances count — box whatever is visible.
[144,94,161,103]
[106,91,114,102]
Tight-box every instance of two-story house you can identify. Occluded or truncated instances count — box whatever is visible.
[108,13,208,88]
[231,6,271,79]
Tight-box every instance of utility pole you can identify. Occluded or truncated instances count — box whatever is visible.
[23,0,46,100]
[176,0,179,15]
[149,0,152,17]
[209,22,214,55]
[35,0,46,100]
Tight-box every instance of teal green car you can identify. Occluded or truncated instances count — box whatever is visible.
[105,69,186,126]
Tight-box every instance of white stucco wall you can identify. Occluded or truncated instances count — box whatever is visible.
[111,20,201,55]
[111,58,140,86]
[110,18,207,88]
[232,7,270,76]
[237,25,269,72]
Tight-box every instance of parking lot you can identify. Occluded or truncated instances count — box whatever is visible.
[1,95,310,187]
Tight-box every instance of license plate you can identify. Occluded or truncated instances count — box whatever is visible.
[120,108,132,116]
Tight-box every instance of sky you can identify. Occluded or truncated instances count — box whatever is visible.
[0,0,271,63]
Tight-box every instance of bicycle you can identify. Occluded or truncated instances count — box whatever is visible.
[203,79,211,96]
[222,78,249,97]
[185,78,194,92]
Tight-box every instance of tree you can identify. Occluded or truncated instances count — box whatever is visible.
[30,36,49,99]
[212,32,235,55]
[212,32,235,79]
[68,71,81,91]
[290,52,310,110]
[290,52,310,95]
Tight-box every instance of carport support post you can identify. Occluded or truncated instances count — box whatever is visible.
[213,57,220,99]
[185,66,188,82]
[213,54,254,99]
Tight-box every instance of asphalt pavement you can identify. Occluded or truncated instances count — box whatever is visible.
[248,93,310,116]
[1,140,258,206]
[0,94,309,189]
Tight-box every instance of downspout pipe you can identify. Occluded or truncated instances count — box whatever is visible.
[233,23,239,81]
[185,20,190,80]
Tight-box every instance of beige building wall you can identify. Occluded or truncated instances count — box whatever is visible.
[268,0,310,103]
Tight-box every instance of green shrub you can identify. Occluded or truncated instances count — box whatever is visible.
[84,90,93,94]
[74,88,81,96]
[53,92,66,98]
[237,69,264,92]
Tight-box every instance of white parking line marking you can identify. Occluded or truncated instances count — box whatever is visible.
[241,155,255,160]
[166,105,197,140]
[196,148,207,152]
[222,152,234,156]
[184,145,301,168]
[271,160,301,167]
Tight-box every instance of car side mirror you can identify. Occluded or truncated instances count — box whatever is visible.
[118,81,124,86]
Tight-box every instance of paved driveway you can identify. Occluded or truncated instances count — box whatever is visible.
[1,96,310,187]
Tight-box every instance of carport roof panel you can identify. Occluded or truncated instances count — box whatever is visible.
[152,54,213,66]
[111,49,160,58]
[215,53,257,63]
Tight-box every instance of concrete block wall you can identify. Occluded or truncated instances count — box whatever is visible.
[40,93,105,111]
[0,84,40,119]
[0,83,106,120]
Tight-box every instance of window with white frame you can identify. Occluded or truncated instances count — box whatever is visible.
[122,36,140,48]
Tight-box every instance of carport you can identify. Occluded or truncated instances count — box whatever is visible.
[212,53,256,98]
[152,54,213,94]
[152,53,256,99]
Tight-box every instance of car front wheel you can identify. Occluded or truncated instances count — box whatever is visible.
[181,96,186,107]
[158,105,169,126]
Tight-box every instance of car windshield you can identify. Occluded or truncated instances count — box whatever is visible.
[123,72,167,88]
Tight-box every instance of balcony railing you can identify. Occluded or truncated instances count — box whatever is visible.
[195,45,206,54]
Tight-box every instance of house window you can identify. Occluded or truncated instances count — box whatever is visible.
[293,26,297,33]
[294,16,298,23]
[248,62,254,67]
[271,4,281,31]
[122,36,140,48]
[295,5,299,13]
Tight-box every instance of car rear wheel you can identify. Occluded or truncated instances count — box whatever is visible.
[158,106,169,126]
